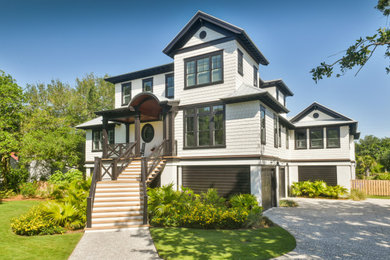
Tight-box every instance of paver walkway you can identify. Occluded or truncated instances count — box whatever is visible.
[264,198,390,259]
[69,228,160,260]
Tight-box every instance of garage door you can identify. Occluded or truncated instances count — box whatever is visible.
[182,166,250,197]
[261,167,277,210]
[279,168,286,198]
[298,166,337,186]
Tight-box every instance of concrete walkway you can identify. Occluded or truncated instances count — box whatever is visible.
[69,228,160,260]
[264,198,390,260]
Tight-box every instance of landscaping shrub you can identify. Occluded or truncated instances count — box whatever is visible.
[349,189,366,201]
[291,181,347,199]
[372,172,390,180]
[48,169,83,185]
[19,182,38,198]
[148,185,263,229]
[279,200,298,207]
[11,205,64,236]
[4,167,29,192]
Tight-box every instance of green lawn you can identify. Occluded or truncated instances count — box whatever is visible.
[0,200,83,260]
[150,227,296,260]
[367,195,390,199]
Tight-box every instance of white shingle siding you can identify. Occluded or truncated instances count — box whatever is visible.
[174,40,237,106]
[114,72,172,109]
[85,129,102,162]
[183,26,225,48]
[235,41,259,88]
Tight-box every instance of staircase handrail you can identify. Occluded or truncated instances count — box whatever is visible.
[86,157,101,228]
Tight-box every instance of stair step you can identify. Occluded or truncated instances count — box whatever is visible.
[92,213,142,220]
[93,208,142,213]
[96,184,141,188]
[92,220,143,227]
[95,193,142,198]
[96,188,142,193]
[98,180,140,184]
[94,197,141,202]
[92,205,143,210]
[86,224,149,232]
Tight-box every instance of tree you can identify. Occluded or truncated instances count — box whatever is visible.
[380,150,390,172]
[356,155,378,177]
[0,71,24,186]
[311,0,390,82]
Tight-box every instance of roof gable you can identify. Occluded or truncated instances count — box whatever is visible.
[163,11,269,65]
[291,102,354,123]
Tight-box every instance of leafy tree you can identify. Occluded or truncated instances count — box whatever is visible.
[311,0,390,82]
[0,71,24,188]
[380,150,390,172]
[356,155,378,177]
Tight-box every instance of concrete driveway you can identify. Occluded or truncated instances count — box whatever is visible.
[264,198,390,259]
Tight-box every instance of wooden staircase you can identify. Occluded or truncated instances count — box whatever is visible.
[86,159,166,232]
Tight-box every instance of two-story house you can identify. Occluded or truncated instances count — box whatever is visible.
[76,11,359,231]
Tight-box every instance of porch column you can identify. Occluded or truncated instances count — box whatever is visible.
[125,123,130,144]
[102,117,108,158]
[134,111,141,156]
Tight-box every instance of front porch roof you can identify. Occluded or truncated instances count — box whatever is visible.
[75,116,116,129]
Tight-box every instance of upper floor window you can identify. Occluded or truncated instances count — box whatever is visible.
[184,104,225,148]
[276,89,279,102]
[238,49,243,76]
[142,78,153,92]
[92,128,114,151]
[253,66,258,87]
[295,129,307,149]
[278,124,282,147]
[185,50,223,88]
[274,114,278,148]
[327,127,340,148]
[310,128,324,149]
[260,105,266,145]
[165,73,174,98]
[121,82,131,106]
[286,129,289,149]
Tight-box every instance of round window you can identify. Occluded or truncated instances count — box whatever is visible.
[141,124,154,143]
[199,30,207,39]
[313,113,319,118]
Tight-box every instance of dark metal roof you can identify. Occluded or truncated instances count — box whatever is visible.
[291,102,353,123]
[261,79,294,96]
[163,11,269,66]
[104,63,174,84]
[279,116,295,129]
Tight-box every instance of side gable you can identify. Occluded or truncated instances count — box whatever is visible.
[291,102,353,123]
[163,11,269,65]
[182,25,227,49]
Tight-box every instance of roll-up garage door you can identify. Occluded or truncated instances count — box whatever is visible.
[182,166,250,197]
[298,166,337,186]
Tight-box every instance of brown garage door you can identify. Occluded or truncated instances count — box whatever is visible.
[261,167,277,210]
[279,168,286,198]
[298,166,337,186]
[182,166,250,197]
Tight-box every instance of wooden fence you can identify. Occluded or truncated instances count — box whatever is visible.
[351,179,390,196]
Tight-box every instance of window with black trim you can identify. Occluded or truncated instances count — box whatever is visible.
[286,129,289,149]
[165,74,174,98]
[295,129,307,149]
[253,66,258,87]
[238,49,243,76]
[92,128,114,151]
[278,123,282,147]
[122,82,131,106]
[260,105,266,145]
[327,127,340,148]
[142,124,154,143]
[142,78,153,92]
[310,128,323,149]
[274,114,278,148]
[276,89,279,102]
[185,51,223,88]
[184,104,225,148]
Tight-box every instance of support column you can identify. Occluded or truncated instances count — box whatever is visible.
[134,111,141,156]
[102,117,108,158]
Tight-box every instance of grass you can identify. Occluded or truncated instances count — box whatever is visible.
[0,200,82,260]
[279,199,299,207]
[367,195,390,199]
[150,227,296,260]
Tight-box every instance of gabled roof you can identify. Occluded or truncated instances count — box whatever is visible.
[221,83,289,113]
[163,11,269,65]
[105,63,174,84]
[290,102,354,123]
[261,79,294,96]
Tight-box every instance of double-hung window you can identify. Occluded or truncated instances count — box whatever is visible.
[278,124,282,147]
[238,49,243,76]
[142,78,153,92]
[310,128,324,149]
[295,129,307,149]
[185,51,223,88]
[327,127,340,148]
[92,128,114,151]
[184,104,225,148]
[260,105,266,145]
[165,74,174,98]
[274,114,278,148]
[121,82,131,106]
[253,66,258,87]
[286,129,289,149]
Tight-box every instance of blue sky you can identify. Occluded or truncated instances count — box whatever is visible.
[1,0,389,138]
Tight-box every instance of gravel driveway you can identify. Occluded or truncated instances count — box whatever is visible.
[264,198,390,259]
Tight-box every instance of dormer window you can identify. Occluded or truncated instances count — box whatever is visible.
[184,50,223,89]
[253,66,258,87]
[142,78,153,92]
[121,82,131,106]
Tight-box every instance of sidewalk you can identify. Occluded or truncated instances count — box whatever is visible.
[69,228,160,260]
